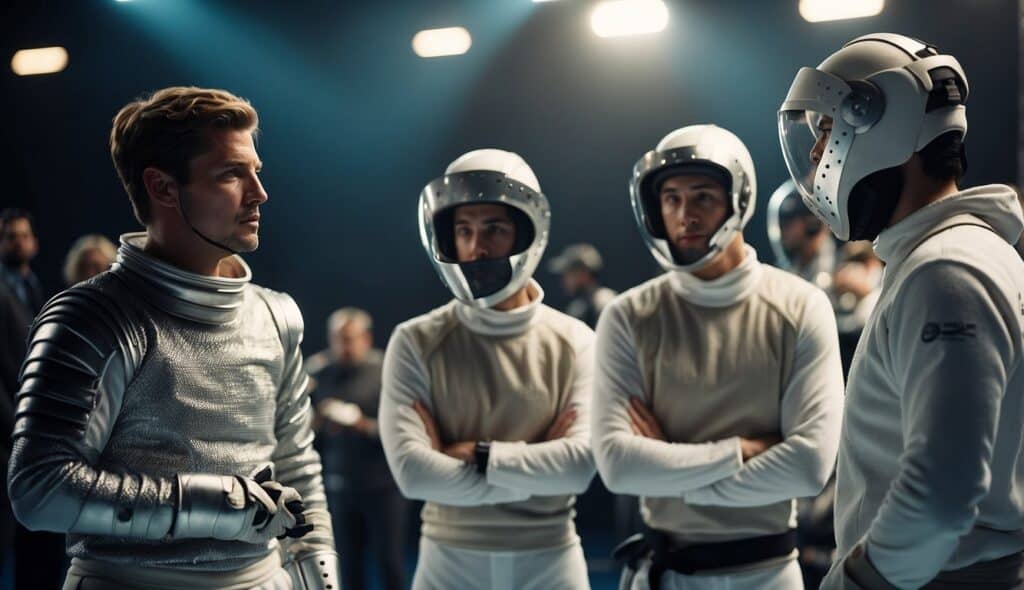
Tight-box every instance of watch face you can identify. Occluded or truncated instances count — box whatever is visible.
[474,441,490,473]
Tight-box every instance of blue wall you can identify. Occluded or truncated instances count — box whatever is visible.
[1,0,1016,352]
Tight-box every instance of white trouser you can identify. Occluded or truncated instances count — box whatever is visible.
[624,557,803,590]
[62,552,292,590]
[412,536,590,590]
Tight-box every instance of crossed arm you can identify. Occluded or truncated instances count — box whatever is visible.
[379,322,596,504]
[592,292,842,502]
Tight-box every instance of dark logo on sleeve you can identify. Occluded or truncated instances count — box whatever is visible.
[921,321,977,343]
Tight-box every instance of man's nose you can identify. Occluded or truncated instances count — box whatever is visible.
[246,174,269,205]
[472,239,490,259]
[810,136,825,165]
[677,203,699,227]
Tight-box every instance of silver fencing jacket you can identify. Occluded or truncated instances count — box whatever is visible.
[7,233,336,577]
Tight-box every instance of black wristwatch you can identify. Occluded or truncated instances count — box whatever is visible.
[474,441,491,474]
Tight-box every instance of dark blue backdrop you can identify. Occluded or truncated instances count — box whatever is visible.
[1,0,1017,352]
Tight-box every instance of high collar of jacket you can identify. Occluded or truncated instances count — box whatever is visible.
[874,185,1024,269]
[115,232,252,325]
[454,279,544,336]
[667,244,764,308]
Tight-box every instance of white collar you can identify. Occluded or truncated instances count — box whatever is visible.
[667,245,763,307]
[874,185,1023,268]
[454,279,545,336]
[116,232,252,325]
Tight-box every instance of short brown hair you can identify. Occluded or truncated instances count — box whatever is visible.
[110,86,258,224]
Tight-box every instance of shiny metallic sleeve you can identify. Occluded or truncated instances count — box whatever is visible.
[6,286,177,539]
[284,549,342,590]
[260,290,338,571]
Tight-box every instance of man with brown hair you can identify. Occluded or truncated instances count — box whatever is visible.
[7,86,340,590]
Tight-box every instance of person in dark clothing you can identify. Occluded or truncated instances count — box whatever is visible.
[0,281,30,583]
[0,281,28,437]
[0,212,65,589]
[309,307,408,590]
[547,243,616,330]
[0,209,46,316]
[546,243,632,557]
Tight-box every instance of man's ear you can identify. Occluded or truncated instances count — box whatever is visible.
[142,167,180,210]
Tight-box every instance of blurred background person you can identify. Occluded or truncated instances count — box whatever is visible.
[767,181,883,375]
[0,282,30,584]
[547,243,617,329]
[0,209,46,316]
[308,307,408,590]
[766,181,883,588]
[832,242,883,374]
[792,242,882,587]
[61,234,117,286]
[547,243,634,558]
[766,179,835,290]
[0,209,65,589]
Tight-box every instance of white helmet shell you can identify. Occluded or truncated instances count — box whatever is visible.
[778,33,968,240]
[418,149,550,308]
[766,178,802,270]
[629,124,756,273]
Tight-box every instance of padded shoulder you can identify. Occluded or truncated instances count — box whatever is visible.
[252,286,304,354]
[14,277,145,446]
[753,264,820,333]
[535,304,596,354]
[394,302,460,361]
[613,274,674,323]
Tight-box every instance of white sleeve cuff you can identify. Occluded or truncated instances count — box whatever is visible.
[484,441,531,494]
[681,436,743,502]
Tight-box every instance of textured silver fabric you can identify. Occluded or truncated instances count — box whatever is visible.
[8,233,334,574]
